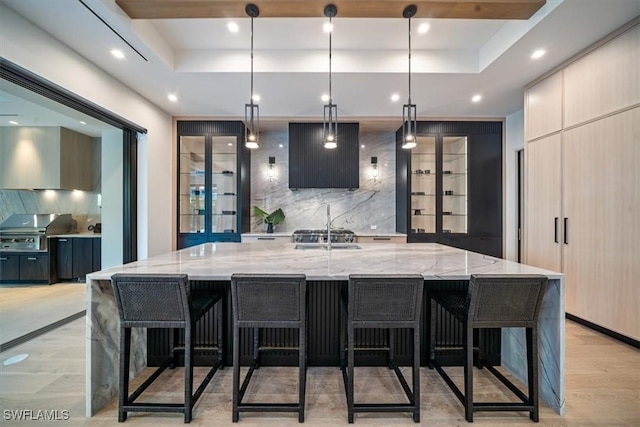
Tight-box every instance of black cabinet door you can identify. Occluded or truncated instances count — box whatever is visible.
[92,238,101,271]
[0,254,20,281]
[57,238,73,279]
[72,238,94,278]
[20,255,49,281]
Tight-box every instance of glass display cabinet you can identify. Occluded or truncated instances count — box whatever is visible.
[396,121,501,257]
[177,121,250,249]
[408,135,467,237]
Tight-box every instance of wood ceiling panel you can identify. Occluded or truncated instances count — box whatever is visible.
[115,0,546,20]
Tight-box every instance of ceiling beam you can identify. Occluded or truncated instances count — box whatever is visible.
[115,0,546,20]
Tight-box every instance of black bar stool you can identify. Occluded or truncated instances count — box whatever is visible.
[230,274,307,423]
[340,274,424,423]
[430,274,548,422]
[111,274,225,423]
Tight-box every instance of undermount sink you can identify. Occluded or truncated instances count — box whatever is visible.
[294,243,362,250]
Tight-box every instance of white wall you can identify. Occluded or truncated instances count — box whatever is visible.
[0,4,172,260]
[505,109,524,262]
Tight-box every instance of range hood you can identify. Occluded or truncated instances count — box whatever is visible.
[0,126,94,190]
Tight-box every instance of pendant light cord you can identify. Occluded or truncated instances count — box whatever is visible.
[250,15,254,104]
[408,16,411,105]
[329,15,332,104]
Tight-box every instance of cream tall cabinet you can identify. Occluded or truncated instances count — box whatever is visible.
[525,22,639,342]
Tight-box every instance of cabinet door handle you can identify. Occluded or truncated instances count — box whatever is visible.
[27,257,37,261]
[554,217,559,243]
[373,237,391,241]
[563,217,568,244]
[257,237,275,241]
[59,238,68,242]
[0,257,7,261]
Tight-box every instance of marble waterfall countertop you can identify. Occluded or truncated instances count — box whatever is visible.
[88,241,562,282]
[86,242,565,417]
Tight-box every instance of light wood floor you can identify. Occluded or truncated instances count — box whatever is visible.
[0,318,638,426]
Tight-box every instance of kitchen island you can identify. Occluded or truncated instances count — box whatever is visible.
[86,242,564,416]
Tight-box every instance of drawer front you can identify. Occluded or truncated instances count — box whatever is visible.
[19,255,49,281]
[0,254,20,281]
[356,236,407,244]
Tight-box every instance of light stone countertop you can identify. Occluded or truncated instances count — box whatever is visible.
[88,242,562,282]
[50,233,101,238]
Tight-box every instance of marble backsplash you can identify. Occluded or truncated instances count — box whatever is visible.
[0,189,102,231]
[251,129,397,233]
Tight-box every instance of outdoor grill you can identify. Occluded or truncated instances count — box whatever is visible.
[0,214,74,251]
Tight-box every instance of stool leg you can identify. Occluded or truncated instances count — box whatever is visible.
[528,326,540,422]
[388,328,396,369]
[298,324,306,423]
[464,323,474,422]
[232,325,240,422]
[184,325,193,423]
[339,299,346,369]
[428,298,436,369]
[252,328,260,368]
[118,326,131,422]
[413,326,421,423]
[347,323,355,424]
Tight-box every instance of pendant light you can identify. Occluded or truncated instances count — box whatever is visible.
[323,4,338,149]
[244,3,260,149]
[402,5,417,150]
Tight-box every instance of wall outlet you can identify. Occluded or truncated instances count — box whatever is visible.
[370,225,377,230]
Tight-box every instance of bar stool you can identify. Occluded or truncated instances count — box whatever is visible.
[230,274,307,422]
[340,274,424,423]
[430,274,548,422]
[111,274,225,423]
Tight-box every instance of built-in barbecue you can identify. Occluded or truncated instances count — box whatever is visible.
[0,214,74,251]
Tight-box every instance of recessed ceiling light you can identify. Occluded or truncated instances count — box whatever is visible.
[471,94,482,103]
[227,22,239,33]
[531,49,546,59]
[168,93,178,102]
[390,93,400,102]
[323,22,333,33]
[228,143,233,146]
[251,94,260,102]
[9,120,18,125]
[79,121,86,125]
[110,49,125,59]
[418,23,430,34]
[278,144,284,148]
[321,94,330,102]
[361,144,365,148]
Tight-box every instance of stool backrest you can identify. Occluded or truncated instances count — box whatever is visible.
[111,274,190,327]
[231,274,306,327]
[468,274,547,328]
[349,275,424,327]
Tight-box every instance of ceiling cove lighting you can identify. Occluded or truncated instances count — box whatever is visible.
[244,4,260,149]
[323,4,338,149]
[402,5,418,150]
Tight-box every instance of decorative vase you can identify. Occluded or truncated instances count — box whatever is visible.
[267,223,274,233]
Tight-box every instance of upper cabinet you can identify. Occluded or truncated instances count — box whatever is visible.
[563,24,640,128]
[288,122,359,190]
[176,121,250,249]
[0,126,93,190]
[397,121,502,257]
[525,72,562,141]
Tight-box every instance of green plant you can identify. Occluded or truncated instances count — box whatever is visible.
[253,206,285,225]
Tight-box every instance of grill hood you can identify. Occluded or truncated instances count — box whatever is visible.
[0,214,74,234]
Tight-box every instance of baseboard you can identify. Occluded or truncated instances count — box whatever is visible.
[566,313,639,349]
